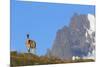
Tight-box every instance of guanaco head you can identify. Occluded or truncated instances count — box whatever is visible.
[27,34,29,39]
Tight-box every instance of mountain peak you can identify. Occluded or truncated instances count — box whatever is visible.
[46,14,95,60]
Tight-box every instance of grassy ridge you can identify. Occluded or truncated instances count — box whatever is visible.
[10,51,95,67]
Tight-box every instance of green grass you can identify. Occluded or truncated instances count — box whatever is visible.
[10,51,95,67]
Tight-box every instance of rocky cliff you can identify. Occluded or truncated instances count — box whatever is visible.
[46,13,95,60]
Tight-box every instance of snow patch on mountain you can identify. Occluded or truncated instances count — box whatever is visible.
[88,14,95,31]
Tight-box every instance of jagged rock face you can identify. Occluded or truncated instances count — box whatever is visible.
[69,14,95,57]
[50,26,72,60]
[46,14,95,60]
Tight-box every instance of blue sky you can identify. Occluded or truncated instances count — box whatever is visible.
[10,0,95,56]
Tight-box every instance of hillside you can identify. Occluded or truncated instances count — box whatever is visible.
[10,51,94,67]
